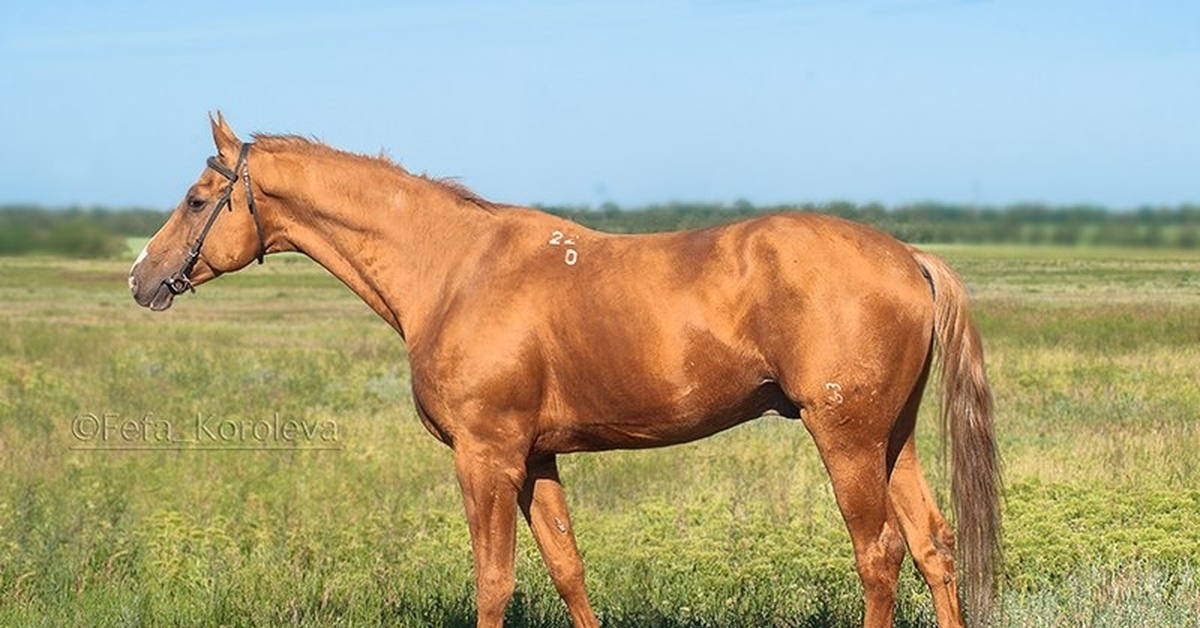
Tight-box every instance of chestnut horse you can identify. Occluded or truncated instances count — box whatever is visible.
[129,114,1000,627]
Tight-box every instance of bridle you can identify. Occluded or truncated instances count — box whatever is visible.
[163,142,267,295]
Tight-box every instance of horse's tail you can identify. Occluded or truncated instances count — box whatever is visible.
[911,249,1002,626]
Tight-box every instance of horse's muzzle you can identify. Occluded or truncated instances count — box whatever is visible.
[129,273,179,311]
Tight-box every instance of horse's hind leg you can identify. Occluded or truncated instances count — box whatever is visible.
[813,431,908,628]
[889,437,964,628]
[790,355,926,625]
[796,375,908,627]
[518,455,599,628]
[883,356,965,627]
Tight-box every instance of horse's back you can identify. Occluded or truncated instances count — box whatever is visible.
[586,212,935,346]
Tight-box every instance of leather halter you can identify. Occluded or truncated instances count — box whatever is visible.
[163,142,267,295]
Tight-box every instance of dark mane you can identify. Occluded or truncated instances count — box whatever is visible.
[251,133,496,211]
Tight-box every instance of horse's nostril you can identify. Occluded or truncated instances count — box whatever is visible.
[128,274,138,294]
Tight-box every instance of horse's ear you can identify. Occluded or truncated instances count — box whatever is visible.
[209,111,241,158]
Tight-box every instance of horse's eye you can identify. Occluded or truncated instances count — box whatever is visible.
[186,196,206,211]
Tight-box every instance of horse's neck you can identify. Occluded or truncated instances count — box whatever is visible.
[265,155,490,341]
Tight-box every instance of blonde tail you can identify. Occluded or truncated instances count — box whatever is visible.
[912,249,1002,626]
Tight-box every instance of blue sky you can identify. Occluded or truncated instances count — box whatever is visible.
[1,1,1197,210]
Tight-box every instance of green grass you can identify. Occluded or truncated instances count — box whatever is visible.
[1,246,1199,626]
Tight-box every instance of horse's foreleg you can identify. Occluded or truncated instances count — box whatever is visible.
[889,438,964,628]
[518,455,599,628]
[455,444,526,628]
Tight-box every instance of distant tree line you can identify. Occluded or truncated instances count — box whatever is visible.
[541,201,1200,249]
[0,207,155,258]
[2,202,1199,258]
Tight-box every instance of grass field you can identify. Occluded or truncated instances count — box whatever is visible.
[1,245,1199,627]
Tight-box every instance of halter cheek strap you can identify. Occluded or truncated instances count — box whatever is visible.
[163,142,267,295]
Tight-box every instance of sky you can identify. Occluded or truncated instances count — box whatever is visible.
[1,0,1197,210]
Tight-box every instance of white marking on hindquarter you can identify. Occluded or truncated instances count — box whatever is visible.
[824,382,844,405]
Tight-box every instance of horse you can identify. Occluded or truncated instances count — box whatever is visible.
[129,113,1001,628]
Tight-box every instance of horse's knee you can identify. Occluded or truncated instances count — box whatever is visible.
[481,571,515,599]
[549,560,587,602]
[476,565,516,621]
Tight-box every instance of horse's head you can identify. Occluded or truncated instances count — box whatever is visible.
[129,113,267,311]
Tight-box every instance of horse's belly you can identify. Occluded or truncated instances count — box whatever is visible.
[534,381,798,453]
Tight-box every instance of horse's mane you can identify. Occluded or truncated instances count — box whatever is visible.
[251,133,496,211]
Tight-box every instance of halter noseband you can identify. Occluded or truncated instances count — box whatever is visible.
[163,142,267,295]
